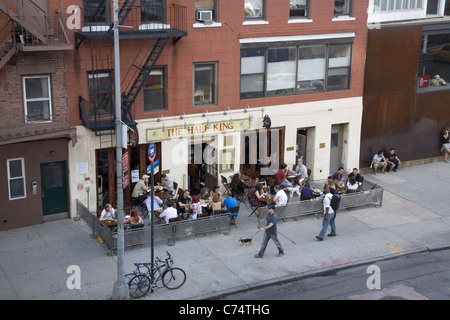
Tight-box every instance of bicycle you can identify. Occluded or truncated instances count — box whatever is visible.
[127,251,186,298]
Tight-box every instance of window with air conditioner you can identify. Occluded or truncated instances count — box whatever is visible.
[195,0,217,22]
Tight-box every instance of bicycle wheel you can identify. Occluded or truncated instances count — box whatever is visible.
[128,274,151,298]
[124,273,135,286]
[162,267,186,290]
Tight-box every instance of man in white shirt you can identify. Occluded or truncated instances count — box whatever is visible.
[316,187,336,241]
[158,201,178,224]
[370,150,387,175]
[273,185,288,207]
[295,158,308,185]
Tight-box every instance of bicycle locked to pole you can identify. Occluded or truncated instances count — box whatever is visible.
[126,251,186,298]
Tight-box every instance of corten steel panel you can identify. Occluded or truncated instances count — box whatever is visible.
[413,90,450,158]
[364,25,422,96]
[360,94,415,166]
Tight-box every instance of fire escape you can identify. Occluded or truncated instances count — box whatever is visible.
[76,1,187,143]
[0,0,72,69]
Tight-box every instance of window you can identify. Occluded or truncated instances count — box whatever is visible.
[334,0,352,16]
[327,44,352,91]
[194,63,217,106]
[240,42,353,99]
[7,158,26,200]
[23,75,52,123]
[298,46,326,93]
[83,0,109,25]
[143,67,167,111]
[267,47,297,96]
[87,71,114,117]
[245,0,265,19]
[290,0,309,18]
[240,49,266,99]
[418,32,450,92]
[141,0,164,24]
[195,0,217,22]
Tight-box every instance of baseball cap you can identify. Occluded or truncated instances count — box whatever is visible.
[142,174,150,179]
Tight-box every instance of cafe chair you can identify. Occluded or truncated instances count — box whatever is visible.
[213,210,223,216]
[229,206,239,228]
[221,175,232,194]
[247,193,259,218]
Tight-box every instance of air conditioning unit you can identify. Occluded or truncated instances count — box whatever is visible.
[196,10,213,22]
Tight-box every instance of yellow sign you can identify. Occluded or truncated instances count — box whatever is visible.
[146,119,250,142]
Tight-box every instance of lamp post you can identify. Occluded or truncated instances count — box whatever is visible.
[111,0,129,300]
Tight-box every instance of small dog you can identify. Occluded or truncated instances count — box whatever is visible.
[238,237,253,247]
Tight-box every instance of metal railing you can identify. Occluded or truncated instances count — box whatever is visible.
[76,200,231,255]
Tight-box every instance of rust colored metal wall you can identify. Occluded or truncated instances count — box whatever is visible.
[361,25,450,166]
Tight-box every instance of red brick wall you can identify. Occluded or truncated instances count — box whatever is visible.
[65,0,368,126]
[0,50,67,128]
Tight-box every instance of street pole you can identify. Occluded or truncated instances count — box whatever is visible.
[112,0,129,300]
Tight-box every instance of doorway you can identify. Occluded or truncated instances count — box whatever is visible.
[188,136,218,194]
[329,124,345,174]
[40,161,68,218]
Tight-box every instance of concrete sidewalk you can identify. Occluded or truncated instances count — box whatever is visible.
[1,161,450,300]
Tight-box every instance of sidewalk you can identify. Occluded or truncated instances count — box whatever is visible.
[1,162,450,300]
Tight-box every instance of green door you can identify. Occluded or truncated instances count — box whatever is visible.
[41,161,68,216]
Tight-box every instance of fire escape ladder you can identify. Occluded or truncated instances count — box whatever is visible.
[109,0,138,33]
[121,37,169,126]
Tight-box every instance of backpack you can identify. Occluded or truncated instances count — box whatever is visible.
[330,193,341,213]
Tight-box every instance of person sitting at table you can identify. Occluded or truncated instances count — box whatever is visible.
[223,192,238,214]
[230,173,246,196]
[346,176,359,193]
[250,183,267,208]
[100,203,116,222]
[331,171,346,193]
[347,168,363,184]
[211,185,222,202]
[330,167,345,183]
[159,201,178,224]
[123,209,143,230]
[132,174,149,204]
[212,194,226,213]
[190,196,202,220]
[160,174,174,194]
[295,158,308,186]
[324,179,337,195]
[176,189,191,219]
[273,185,288,207]
[276,163,293,188]
[300,182,315,200]
[145,194,163,213]
[198,187,212,215]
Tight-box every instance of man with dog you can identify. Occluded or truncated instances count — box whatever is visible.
[255,204,285,258]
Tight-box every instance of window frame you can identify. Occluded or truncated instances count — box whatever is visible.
[193,62,218,107]
[7,158,26,200]
[143,66,168,112]
[87,70,114,118]
[195,0,218,22]
[82,0,110,26]
[244,0,266,20]
[22,74,53,123]
[334,0,353,17]
[289,0,310,19]
[239,42,353,99]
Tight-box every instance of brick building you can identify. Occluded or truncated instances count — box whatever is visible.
[66,0,369,215]
[0,0,74,230]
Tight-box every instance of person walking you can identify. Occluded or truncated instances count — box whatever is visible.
[316,187,336,241]
[255,204,285,258]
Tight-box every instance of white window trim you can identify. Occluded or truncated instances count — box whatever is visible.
[23,74,53,123]
[193,22,222,28]
[239,32,355,44]
[288,18,313,23]
[7,158,26,200]
[242,20,269,25]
